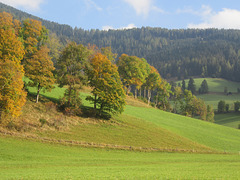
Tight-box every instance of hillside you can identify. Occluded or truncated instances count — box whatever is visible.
[2,83,237,154]
[1,2,240,81]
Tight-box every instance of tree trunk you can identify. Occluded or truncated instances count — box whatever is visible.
[135,89,137,98]
[155,93,158,108]
[148,89,151,105]
[144,87,146,99]
[36,84,41,103]
[127,85,131,95]
[139,88,142,98]
[68,85,72,107]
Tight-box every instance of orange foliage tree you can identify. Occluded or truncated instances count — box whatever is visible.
[0,12,26,120]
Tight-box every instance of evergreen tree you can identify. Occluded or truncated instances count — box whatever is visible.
[199,79,209,94]
[187,78,196,95]
[181,79,186,91]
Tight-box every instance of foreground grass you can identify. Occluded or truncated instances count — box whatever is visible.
[215,112,240,129]
[0,135,239,179]
[124,106,240,153]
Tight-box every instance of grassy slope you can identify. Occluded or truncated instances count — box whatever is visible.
[124,106,240,153]
[24,83,240,152]
[0,135,239,179]
[215,112,240,129]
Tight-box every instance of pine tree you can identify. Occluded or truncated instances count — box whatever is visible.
[181,80,186,91]
[199,79,208,94]
[187,78,196,94]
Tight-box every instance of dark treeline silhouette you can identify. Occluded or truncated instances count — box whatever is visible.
[1,2,240,82]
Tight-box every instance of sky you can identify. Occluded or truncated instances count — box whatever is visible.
[1,0,240,30]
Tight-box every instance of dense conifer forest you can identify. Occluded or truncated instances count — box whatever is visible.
[1,2,240,81]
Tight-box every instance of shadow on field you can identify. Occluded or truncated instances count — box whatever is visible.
[27,91,111,120]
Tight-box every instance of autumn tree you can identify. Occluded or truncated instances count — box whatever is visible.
[101,47,117,62]
[24,46,55,103]
[21,19,48,60]
[56,42,90,109]
[87,53,126,116]
[0,12,26,120]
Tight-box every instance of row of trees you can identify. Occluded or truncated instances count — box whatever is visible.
[0,11,215,124]
[218,100,240,113]
[172,87,214,122]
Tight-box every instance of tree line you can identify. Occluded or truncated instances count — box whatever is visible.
[0,11,214,125]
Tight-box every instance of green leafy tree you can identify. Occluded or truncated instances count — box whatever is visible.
[234,101,240,112]
[145,66,161,105]
[117,54,149,96]
[156,80,172,111]
[218,100,226,113]
[206,105,215,122]
[87,53,126,116]
[56,42,90,108]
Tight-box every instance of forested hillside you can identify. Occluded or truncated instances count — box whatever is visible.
[1,2,240,81]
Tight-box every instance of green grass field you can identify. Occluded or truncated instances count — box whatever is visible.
[125,106,240,153]
[178,78,240,93]
[215,112,240,129]
[1,79,237,178]
[0,135,239,179]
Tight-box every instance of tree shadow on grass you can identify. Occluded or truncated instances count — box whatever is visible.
[27,91,112,120]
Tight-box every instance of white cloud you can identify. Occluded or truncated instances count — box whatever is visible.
[182,6,240,29]
[123,0,164,17]
[102,24,136,31]
[84,0,102,11]
[102,25,114,31]
[1,0,44,11]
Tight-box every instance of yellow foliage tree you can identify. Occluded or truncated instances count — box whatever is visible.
[25,46,55,103]
[0,12,26,120]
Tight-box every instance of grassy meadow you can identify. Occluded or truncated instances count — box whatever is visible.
[0,135,240,179]
[215,112,240,129]
[178,78,240,93]
[0,79,239,179]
